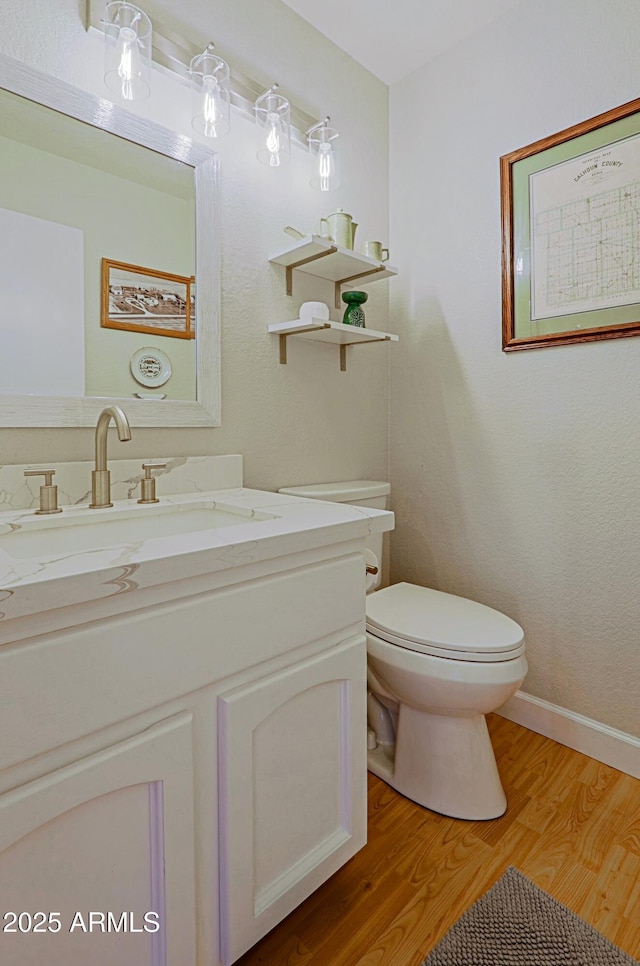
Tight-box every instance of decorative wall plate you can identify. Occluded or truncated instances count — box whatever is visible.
[130,347,172,387]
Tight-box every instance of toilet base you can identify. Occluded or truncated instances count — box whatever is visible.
[368,706,507,820]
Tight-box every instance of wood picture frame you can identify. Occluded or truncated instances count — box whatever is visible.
[101,258,195,340]
[501,97,640,351]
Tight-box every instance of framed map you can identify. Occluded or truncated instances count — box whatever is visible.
[501,97,640,350]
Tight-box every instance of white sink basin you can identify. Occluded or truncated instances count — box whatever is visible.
[0,502,275,560]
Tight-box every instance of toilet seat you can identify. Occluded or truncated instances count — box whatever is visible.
[366,582,525,663]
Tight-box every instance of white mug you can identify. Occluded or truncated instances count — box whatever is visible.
[362,240,389,262]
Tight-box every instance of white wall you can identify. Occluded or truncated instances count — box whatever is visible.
[0,0,391,491]
[390,0,640,736]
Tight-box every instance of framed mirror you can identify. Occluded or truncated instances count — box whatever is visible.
[0,53,220,427]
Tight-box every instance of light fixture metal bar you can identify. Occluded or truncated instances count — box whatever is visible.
[86,0,319,147]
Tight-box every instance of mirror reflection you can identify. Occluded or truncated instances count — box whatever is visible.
[0,86,197,402]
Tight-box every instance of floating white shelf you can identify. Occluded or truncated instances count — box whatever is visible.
[268,318,399,371]
[269,235,398,309]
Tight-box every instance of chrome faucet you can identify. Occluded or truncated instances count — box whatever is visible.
[89,406,132,509]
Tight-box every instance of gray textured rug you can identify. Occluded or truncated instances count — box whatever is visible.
[422,866,638,966]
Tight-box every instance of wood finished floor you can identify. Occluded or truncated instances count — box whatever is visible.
[236,714,640,966]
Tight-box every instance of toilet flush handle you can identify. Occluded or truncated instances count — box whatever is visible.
[366,564,379,576]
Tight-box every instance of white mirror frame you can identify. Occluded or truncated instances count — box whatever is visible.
[0,53,220,427]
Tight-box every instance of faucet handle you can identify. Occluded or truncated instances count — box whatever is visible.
[138,462,167,505]
[24,469,63,515]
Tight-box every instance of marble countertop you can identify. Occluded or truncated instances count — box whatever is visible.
[0,486,394,625]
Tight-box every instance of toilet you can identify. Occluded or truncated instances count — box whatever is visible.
[279,480,527,821]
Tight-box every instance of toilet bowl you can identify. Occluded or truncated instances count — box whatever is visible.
[365,582,526,819]
[278,481,527,821]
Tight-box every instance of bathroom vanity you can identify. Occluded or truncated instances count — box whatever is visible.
[0,456,394,966]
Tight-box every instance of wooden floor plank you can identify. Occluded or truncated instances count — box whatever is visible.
[236,715,640,965]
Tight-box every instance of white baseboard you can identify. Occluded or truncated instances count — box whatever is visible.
[496,691,640,780]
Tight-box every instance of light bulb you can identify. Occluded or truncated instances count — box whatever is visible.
[115,25,140,101]
[266,112,283,167]
[104,3,151,102]
[202,75,222,138]
[255,89,291,166]
[190,44,231,138]
[318,142,335,192]
[308,119,340,191]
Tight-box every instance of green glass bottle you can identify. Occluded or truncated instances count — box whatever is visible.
[342,290,368,327]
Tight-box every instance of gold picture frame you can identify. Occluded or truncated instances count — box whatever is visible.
[101,258,195,340]
[501,97,640,351]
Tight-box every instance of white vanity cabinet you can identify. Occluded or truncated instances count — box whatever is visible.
[0,535,371,966]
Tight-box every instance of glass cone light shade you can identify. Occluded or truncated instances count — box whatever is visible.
[308,119,340,191]
[190,44,231,138]
[255,86,291,167]
[103,1,152,102]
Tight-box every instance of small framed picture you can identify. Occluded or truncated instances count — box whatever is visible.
[101,258,195,340]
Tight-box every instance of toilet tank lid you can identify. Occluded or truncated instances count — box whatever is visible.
[278,480,390,503]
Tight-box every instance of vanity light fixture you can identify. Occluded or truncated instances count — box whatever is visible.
[103,1,152,102]
[307,117,340,191]
[189,42,231,139]
[254,85,291,166]
[90,1,322,159]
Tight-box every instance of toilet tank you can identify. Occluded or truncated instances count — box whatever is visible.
[278,480,390,590]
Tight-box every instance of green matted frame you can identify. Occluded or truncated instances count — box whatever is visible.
[501,97,640,351]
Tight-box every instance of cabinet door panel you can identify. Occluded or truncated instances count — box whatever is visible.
[0,713,195,966]
[218,636,367,964]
